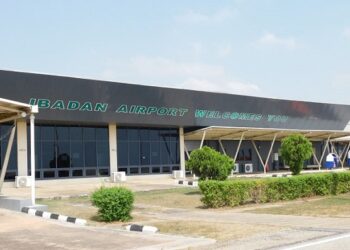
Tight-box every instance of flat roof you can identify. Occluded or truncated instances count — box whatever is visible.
[184,126,350,141]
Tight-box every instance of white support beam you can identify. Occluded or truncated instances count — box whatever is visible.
[179,127,186,174]
[341,142,350,168]
[199,130,206,149]
[30,114,36,205]
[248,131,278,140]
[264,133,278,173]
[0,114,23,124]
[184,142,190,159]
[234,132,245,162]
[218,130,248,140]
[0,105,24,113]
[317,135,331,170]
[0,124,16,194]
[251,140,265,174]
[17,119,28,176]
[312,147,321,167]
[218,140,226,155]
[108,124,118,174]
[338,143,347,160]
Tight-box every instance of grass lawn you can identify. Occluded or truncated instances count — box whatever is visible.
[38,187,202,224]
[248,192,350,218]
[151,220,282,241]
[135,187,202,209]
[39,187,350,241]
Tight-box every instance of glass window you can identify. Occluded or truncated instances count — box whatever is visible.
[141,167,150,174]
[41,126,55,141]
[129,142,140,165]
[118,141,129,166]
[99,169,109,176]
[149,129,160,141]
[150,142,160,165]
[58,170,69,177]
[118,128,128,141]
[85,169,96,176]
[57,142,70,168]
[96,128,108,141]
[72,169,83,177]
[56,127,69,141]
[139,129,149,141]
[43,171,55,178]
[160,140,170,164]
[42,141,56,169]
[83,128,95,141]
[128,128,139,141]
[97,141,109,167]
[70,127,83,141]
[140,142,150,165]
[84,142,96,167]
[71,141,84,168]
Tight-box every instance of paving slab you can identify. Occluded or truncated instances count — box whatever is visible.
[0,208,214,250]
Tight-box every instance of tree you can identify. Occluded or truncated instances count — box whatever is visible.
[280,134,313,175]
[186,146,234,180]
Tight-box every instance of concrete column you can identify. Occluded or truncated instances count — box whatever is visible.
[179,127,186,174]
[16,119,28,176]
[108,124,118,174]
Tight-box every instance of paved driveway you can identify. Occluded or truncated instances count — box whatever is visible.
[0,208,214,250]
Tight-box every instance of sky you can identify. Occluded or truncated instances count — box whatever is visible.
[0,0,350,104]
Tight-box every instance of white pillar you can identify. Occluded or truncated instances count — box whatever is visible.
[179,127,186,175]
[16,119,28,176]
[108,124,118,174]
[30,114,36,205]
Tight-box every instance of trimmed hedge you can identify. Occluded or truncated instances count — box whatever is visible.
[91,187,134,222]
[199,172,350,208]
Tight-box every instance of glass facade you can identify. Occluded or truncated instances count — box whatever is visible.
[28,125,109,179]
[0,124,17,180]
[117,127,180,175]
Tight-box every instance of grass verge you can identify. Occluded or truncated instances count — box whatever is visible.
[248,192,350,217]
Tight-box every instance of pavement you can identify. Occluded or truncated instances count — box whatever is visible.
[0,208,214,250]
[1,175,179,199]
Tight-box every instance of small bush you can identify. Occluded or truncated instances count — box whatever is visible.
[186,146,234,180]
[280,134,313,175]
[199,172,350,208]
[91,187,134,222]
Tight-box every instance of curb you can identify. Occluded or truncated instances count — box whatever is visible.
[126,224,158,233]
[21,207,87,226]
[176,180,198,187]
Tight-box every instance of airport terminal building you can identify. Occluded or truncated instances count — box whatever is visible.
[1,70,350,180]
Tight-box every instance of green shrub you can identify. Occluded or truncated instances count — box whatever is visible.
[280,134,313,175]
[199,172,350,208]
[186,146,234,180]
[91,187,134,222]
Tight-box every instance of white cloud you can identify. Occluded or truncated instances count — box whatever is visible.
[130,56,225,78]
[343,28,350,39]
[218,44,232,57]
[190,42,204,56]
[332,73,350,87]
[175,8,234,23]
[99,56,262,96]
[257,32,297,49]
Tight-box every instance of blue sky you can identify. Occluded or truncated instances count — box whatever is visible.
[1,0,350,104]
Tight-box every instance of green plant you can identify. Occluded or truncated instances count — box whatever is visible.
[199,172,350,208]
[186,146,234,180]
[91,186,134,222]
[280,134,313,175]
